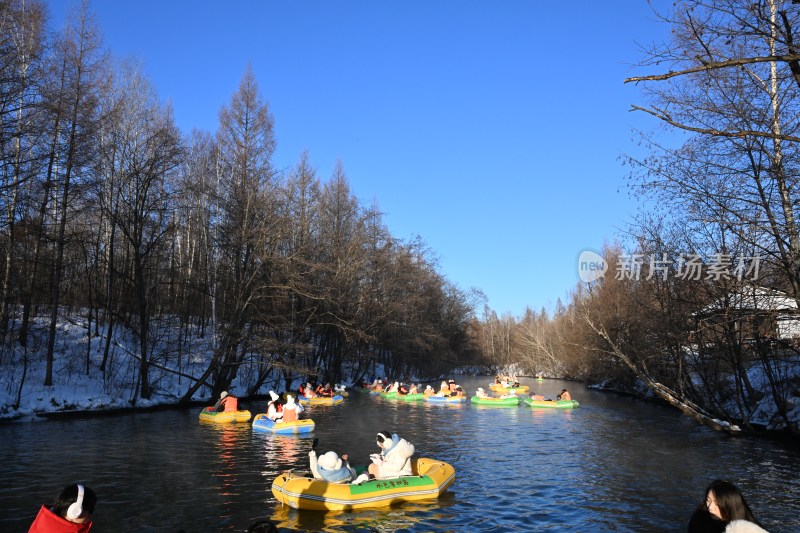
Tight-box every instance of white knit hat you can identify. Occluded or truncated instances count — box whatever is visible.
[220,391,228,399]
[318,451,342,470]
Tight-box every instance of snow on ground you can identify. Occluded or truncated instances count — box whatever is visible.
[1,315,799,436]
[0,317,230,421]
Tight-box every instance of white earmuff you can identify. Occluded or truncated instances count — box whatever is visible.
[66,484,84,520]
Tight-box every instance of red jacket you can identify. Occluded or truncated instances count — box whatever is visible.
[28,505,92,533]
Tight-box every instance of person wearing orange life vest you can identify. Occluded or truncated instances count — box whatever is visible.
[281,394,303,422]
[557,389,572,401]
[213,391,238,412]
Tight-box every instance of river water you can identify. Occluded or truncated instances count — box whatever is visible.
[1,376,798,532]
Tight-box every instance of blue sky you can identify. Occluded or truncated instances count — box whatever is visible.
[48,1,671,318]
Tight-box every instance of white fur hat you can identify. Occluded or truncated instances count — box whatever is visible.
[318,451,342,470]
[268,391,278,402]
[220,391,228,399]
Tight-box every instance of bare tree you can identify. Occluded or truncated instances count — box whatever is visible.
[41,2,106,386]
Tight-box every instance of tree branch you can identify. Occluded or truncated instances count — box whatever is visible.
[624,54,800,83]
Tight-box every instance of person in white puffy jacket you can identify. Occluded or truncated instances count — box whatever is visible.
[725,520,769,533]
[367,431,415,479]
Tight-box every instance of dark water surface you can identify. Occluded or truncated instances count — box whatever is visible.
[1,377,799,532]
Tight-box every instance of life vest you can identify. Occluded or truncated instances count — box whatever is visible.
[530,394,545,401]
[282,406,298,422]
[221,395,238,412]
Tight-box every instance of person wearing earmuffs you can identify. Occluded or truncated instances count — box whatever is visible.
[28,483,97,532]
[367,431,415,480]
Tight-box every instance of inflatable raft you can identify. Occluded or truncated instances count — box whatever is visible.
[251,414,315,434]
[470,395,520,406]
[380,391,398,399]
[298,395,344,405]
[426,395,466,403]
[490,384,530,395]
[396,393,425,402]
[198,407,252,423]
[271,457,455,511]
[523,398,580,409]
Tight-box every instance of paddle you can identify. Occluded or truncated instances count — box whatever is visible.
[312,437,319,450]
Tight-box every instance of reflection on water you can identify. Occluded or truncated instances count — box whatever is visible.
[270,493,458,532]
[1,377,799,532]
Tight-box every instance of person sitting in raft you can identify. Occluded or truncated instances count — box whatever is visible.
[309,450,368,484]
[408,383,419,394]
[368,431,415,480]
[29,483,97,533]
[557,389,572,401]
[475,387,490,398]
[437,380,449,396]
[373,379,384,392]
[529,391,545,401]
[281,394,304,422]
[398,382,410,395]
[266,391,283,421]
[448,380,464,397]
[423,385,435,397]
[303,383,317,398]
[213,391,238,412]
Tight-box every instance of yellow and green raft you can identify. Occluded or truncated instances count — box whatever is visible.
[523,398,580,409]
[198,407,252,423]
[298,395,344,405]
[490,384,530,395]
[470,395,520,406]
[271,457,455,511]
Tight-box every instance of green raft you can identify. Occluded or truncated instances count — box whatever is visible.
[524,398,580,409]
[470,395,520,406]
[396,393,425,402]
